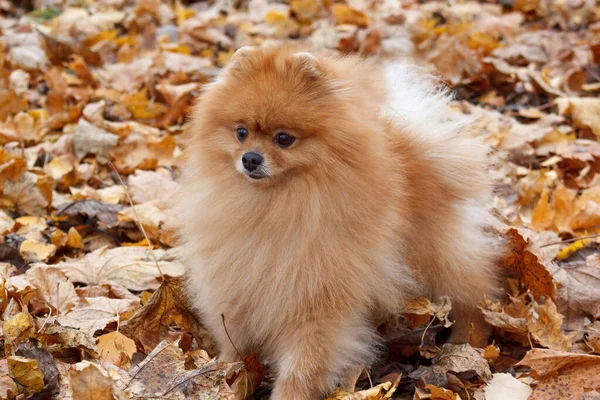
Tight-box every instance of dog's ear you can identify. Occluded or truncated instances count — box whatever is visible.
[226,46,255,75]
[288,52,320,80]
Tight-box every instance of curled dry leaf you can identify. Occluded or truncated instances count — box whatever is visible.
[45,246,184,291]
[116,340,234,399]
[325,378,399,400]
[26,265,78,314]
[408,343,492,388]
[403,296,453,328]
[127,169,180,208]
[7,356,45,396]
[0,359,19,400]
[56,297,139,335]
[502,228,555,301]
[69,361,126,400]
[96,331,137,369]
[517,349,600,400]
[546,253,600,330]
[121,276,217,355]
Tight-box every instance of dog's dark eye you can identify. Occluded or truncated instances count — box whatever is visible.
[236,127,248,142]
[274,132,295,148]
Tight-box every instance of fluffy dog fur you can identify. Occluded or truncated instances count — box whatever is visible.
[173,44,501,400]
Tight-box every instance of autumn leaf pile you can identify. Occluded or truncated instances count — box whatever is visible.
[1,0,600,399]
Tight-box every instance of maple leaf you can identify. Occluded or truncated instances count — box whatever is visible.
[44,246,183,291]
[116,340,235,399]
[517,349,600,400]
[56,297,139,335]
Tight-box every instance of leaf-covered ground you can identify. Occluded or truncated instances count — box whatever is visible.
[1,0,600,399]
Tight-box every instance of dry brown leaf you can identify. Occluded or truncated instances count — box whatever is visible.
[96,331,137,368]
[7,356,44,396]
[36,322,98,357]
[118,201,169,243]
[403,296,453,328]
[517,349,600,400]
[69,361,126,400]
[26,265,78,314]
[0,358,19,399]
[116,340,234,399]
[546,254,600,330]
[56,297,139,335]
[503,228,555,300]
[127,169,180,208]
[556,97,600,137]
[73,119,119,163]
[121,276,216,355]
[3,312,35,345]
[331,4,369,27]
[46,246,184,291]
[0,210,15,235]
[19,240,56,262]
[3,172,49,216]
[527,298,576,351]
[570,201,600,231]
[409,343,492,387]
[585,321,600,355]
[325,380,398,399]
[424,383,460,400]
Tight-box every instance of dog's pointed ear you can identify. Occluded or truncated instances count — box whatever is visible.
[226,46,255,75]
[289,52,320,80]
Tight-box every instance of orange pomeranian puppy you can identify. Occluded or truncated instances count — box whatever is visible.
[173,44,501,399]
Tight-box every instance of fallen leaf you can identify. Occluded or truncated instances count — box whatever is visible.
[19,239,56,262]
[121,276,216,355]
[546,254,600,330]
[517,349,600,400]
[409,343,492,387]
[73,119,119,163]
[331,4,369,28]
[483,373,531,400]
[56,297,139,335]
[69,361,125,400]
[3,312,35,345]
[46,246,184,291]
[127,169,180,208]
[57,200,126,229]
[325,378,399,399]
[7,356,44,396]
[556,97,600,137]
[116,340,234,399]
[96,331,137,368]
[0,359,19,399]
[503,228,555,301]
[3,172,50,216]
[26,265,78,314]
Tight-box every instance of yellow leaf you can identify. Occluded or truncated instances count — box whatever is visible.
[265,9,289,24]
[556,239,590,260]
[7,356,44,395]
[85,29,119,47]
[67,227,83,249]
[175,2,196,25]
[331,4,369,27]
[20,240,56,262]
[122,89,167,120]
[4,312,35,344]
[291,0,321,23]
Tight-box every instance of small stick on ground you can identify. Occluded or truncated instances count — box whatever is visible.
[108,161,165,278]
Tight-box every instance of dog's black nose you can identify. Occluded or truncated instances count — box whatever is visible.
[242,152,263,172]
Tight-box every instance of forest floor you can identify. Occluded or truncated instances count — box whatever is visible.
[1,0,600,399]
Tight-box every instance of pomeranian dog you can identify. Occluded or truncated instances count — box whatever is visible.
[173,43,500,400]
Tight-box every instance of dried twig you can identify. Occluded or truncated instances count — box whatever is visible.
[108,161,165,278]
